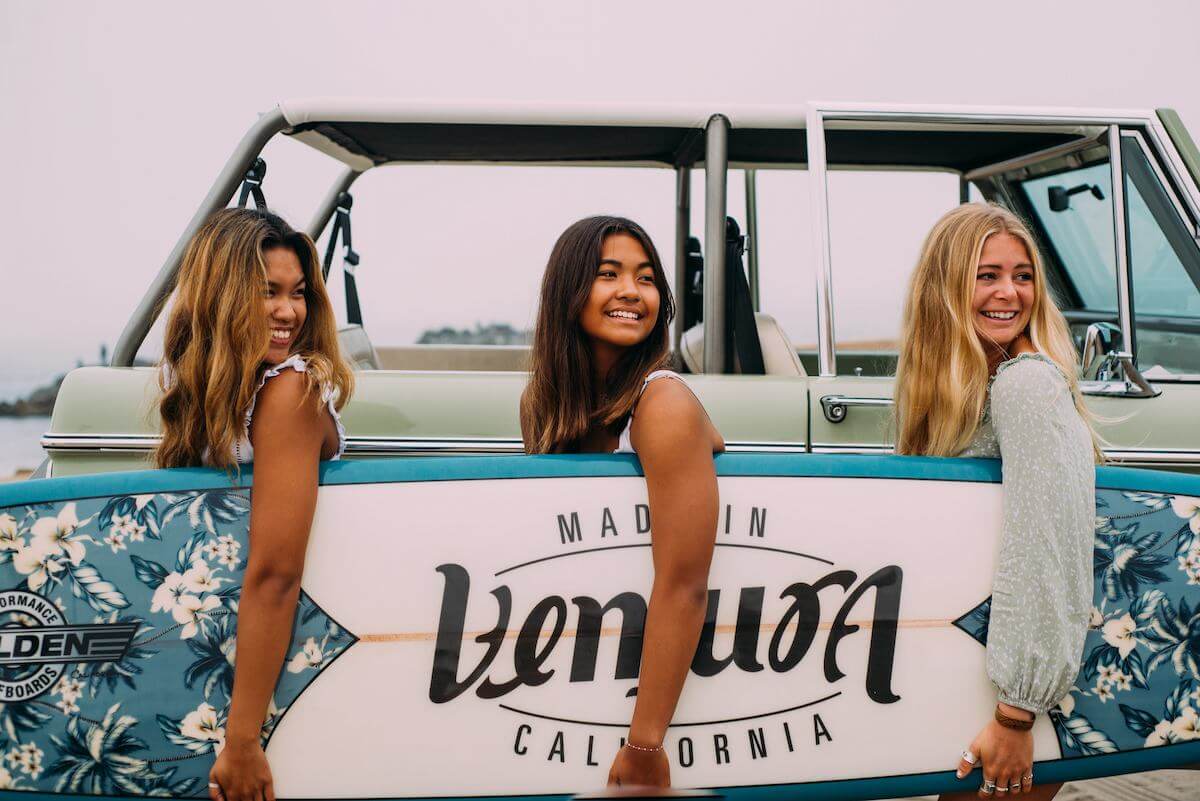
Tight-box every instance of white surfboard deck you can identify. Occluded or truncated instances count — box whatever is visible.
[0,454,1196,800]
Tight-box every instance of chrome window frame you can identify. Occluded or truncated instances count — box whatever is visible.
[1116,130,1200,383]
[804,104,1162,379]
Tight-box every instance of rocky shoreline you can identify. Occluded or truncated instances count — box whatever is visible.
[0,374,62,417]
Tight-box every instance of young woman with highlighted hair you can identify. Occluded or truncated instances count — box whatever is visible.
[155,207,353,801]
[895,203,1100,801]
[521,215,723,788]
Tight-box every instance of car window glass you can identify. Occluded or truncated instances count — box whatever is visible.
[826,170,963,376]
[1121,137,1200,376]
[1019,163,1117,313]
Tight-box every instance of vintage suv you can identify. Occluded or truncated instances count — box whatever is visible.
[39,100,1200,475]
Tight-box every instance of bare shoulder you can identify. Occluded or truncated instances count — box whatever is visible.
[633,377,724,454]
[249,369,327,448]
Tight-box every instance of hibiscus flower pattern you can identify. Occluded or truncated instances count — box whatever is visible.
[955,488,1200,761]
[0,489,355,796]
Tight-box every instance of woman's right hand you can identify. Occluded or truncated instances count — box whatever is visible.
[607,744,670,788]
[209,737,274,801]
[956,716,1034,797]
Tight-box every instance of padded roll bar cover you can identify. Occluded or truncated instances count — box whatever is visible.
[681,314,806,377]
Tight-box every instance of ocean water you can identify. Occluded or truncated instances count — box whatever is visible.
[0,417,50,477]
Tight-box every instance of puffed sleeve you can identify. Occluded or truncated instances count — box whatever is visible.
[986,355,1095,714]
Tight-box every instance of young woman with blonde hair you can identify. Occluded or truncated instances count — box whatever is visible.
[155,207,353,801]
[522,215,723,788]
[896,203,1099,800]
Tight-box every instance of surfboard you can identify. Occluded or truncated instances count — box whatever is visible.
[0,453,1197,801]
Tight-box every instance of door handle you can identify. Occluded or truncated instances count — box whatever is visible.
[820,395,894,424]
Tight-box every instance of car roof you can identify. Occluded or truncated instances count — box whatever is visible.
[278,98,1156,172]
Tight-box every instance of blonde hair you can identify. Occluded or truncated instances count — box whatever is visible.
[155,208,354,470]
[894,203,1101,460]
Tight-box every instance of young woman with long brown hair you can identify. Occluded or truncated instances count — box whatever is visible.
[155,207,353,801]
[521,215,723,788]
[895,203,1100,800]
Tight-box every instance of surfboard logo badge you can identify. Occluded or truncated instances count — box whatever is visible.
[0,589,139,701]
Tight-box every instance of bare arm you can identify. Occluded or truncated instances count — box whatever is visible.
[210,371,326,801]
[608,379,721,786]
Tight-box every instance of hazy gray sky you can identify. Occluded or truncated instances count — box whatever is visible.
[2,0,1198,399]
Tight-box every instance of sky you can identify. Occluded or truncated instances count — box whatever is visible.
[2,0,1199,400]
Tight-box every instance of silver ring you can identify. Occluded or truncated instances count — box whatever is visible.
[961,749,977,765]
[1010,783,1022,790]
[996,788,1009,794]
[208,784,219,790]
[1023,773,1034,782]
[982,779,996,795]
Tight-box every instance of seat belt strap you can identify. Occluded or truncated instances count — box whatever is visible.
[322,192,363,326]
[236,158,267,210]
[725,218,765,375]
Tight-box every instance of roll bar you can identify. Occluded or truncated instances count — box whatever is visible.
[111,108,290,366]
[702,115,730,373]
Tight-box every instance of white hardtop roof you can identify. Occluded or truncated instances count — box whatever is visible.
[275,98,1159,172]
[278,98,1158,129]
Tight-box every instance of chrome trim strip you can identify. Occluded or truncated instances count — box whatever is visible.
[41,435,159,451]
[1105,449,1200,465]
[1109,125,1136,361]
[42,435,1200,465]
[40,434,809,456]
[724,442,809,453]
[347,438,524,454]
[811,444,894,455]
[807,105,836,377]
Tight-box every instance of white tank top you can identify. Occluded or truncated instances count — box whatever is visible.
[613,369,690,454]
[174,354,345,465]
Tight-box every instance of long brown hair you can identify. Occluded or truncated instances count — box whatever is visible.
[521,216,675,454]
[894,203,1100,459]
[155,208,354,469]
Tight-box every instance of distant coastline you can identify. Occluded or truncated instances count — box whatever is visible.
[0,374,63,417]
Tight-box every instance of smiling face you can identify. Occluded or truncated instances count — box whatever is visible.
[972,232,1035,353]
[578,233,661,370]
[262,246,308,364]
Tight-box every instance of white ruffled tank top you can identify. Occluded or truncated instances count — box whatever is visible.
[229,354,347,464]
[613,369,689,454]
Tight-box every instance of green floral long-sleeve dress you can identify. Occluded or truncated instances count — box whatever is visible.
[958,353,1096,714]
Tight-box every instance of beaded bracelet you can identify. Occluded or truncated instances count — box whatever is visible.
[994,706,1035,731]
[623,740,664,753]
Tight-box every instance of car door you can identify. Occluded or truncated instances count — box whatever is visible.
[802,105,1200,472]
[1004,128,1200,472]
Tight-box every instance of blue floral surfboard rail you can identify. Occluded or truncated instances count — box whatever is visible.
[0,453,1196,801]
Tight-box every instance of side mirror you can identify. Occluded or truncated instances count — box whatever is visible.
[1081,322,1114,377]
[1048,183,1105,212]
[1079,322,1161,398]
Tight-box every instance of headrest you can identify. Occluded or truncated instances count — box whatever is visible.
[680,313,806,377]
